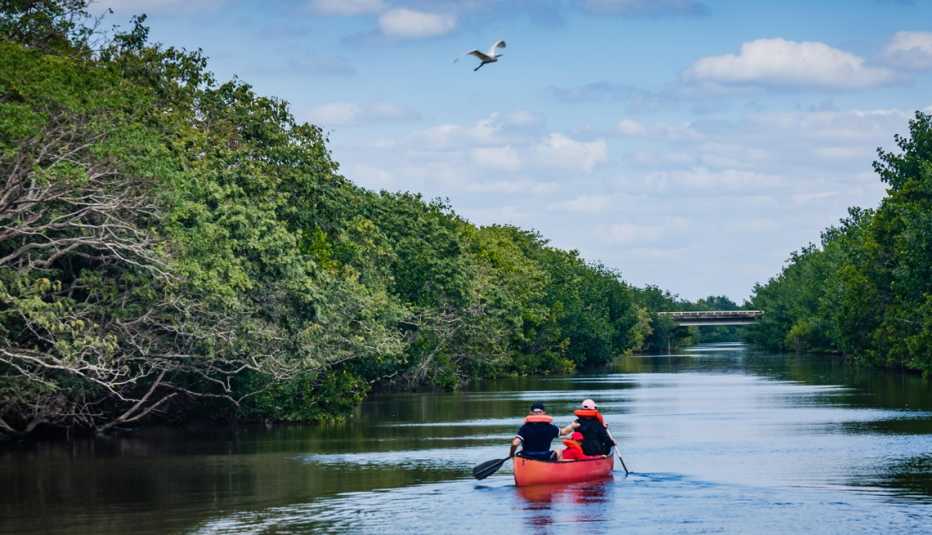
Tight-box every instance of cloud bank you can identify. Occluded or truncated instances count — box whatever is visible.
[885,31,932,70]
[378,8,456,39]
[685,38,895,89]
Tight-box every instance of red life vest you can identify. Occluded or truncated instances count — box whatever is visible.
[573,409,605,426]
[561,439,590,460]
[524,414,553,424]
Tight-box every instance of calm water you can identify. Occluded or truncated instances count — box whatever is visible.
[3,343,932,534]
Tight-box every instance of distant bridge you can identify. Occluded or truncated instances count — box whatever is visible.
[657,310,763,326]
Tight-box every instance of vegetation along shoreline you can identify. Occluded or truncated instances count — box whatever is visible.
[1,2,929,442]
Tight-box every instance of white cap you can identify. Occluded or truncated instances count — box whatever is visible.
[581,399,596,409]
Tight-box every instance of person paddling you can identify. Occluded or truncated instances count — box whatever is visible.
[509,402,560,461]
[561,399,614,456]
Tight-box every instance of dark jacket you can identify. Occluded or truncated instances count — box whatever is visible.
[576,417,613,456]
[515,421,560,454]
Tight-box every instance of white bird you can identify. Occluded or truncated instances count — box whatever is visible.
[457,40,506,72]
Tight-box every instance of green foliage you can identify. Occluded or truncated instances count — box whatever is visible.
[0,0,92,54]
[687,295,742,343]
[748,112,932,375]
[0,1,686,437]
[630,285,694,353]
[241,369,370,423]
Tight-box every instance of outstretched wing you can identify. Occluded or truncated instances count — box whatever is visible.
[487,40,506,56]
[467,49,493,61]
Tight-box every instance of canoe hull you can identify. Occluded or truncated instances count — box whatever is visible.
[513,454,614,487]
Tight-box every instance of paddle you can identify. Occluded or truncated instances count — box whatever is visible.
[606,428,630,476]
[472,455,513,480]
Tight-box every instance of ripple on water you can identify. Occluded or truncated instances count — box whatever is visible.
[301,444,509,471]
[7,347,932,535]
[193,472,932,535]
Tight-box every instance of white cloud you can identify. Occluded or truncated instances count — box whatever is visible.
[464,179,558,195]
[310,0,385,15]
[791,191,838,205]
[631,149,695,166]
[549,194,614,214]
[644,167,782,191]
[685,38,895,89]
[416,115,504,148]
[625,246,689,259]
[600,222,664,243]
[398,162,466,188]
[378,8,456,39]
[346,164,396,190]
[461,205,529,226]
[749,108,910,142]
[617,119,646,136]
[470,146,522,171]
[696,142,768,168]
[503,111,546,129]
[535,133,607,173]
[367,102,420,121]
[812,146,868,159]
[885,31,932,70]
[412,112,544,151]
[656,123,704,141]
[598,218,689,244]
[304,102,420,127]
[618,119,703,140]
[740,218,780,232]
[307,102,359,125]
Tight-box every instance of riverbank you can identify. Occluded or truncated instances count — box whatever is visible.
[3,344,931,534]
[1,3,698,440]
[745,112,932,376]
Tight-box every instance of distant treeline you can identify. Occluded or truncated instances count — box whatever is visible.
[0,2,706,439]
[746,112,932,376]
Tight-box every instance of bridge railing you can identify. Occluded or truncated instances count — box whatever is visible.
[657,310,763,319]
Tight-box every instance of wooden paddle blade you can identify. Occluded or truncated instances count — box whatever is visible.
[472,457,507,480]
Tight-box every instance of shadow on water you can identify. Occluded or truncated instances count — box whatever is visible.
[871,454,932,500]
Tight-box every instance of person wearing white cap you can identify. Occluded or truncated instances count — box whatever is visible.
[560,399,614,456]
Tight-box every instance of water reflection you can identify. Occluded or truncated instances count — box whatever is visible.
[515,478,611,505]
[2,344,932,534]
[514,479,612,532]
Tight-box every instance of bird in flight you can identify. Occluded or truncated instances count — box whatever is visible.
[457,40,507,71]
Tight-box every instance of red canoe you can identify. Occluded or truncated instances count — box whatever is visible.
[513,454,614,487]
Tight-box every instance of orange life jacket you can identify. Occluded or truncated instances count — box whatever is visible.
[573,409,605,426]
[525,414,553,424]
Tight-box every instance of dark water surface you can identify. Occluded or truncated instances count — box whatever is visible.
[3,343,932,534]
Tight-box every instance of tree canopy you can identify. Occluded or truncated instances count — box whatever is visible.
[746,112,932,375]
[0,1,689,438]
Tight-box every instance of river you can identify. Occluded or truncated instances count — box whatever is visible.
[2,343,932,534]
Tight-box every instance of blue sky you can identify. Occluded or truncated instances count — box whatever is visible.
[96,0,932,301]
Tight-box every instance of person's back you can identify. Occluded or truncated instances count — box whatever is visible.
[510,402,560,461]
[575,415,612,455]
[561,399,614,456]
